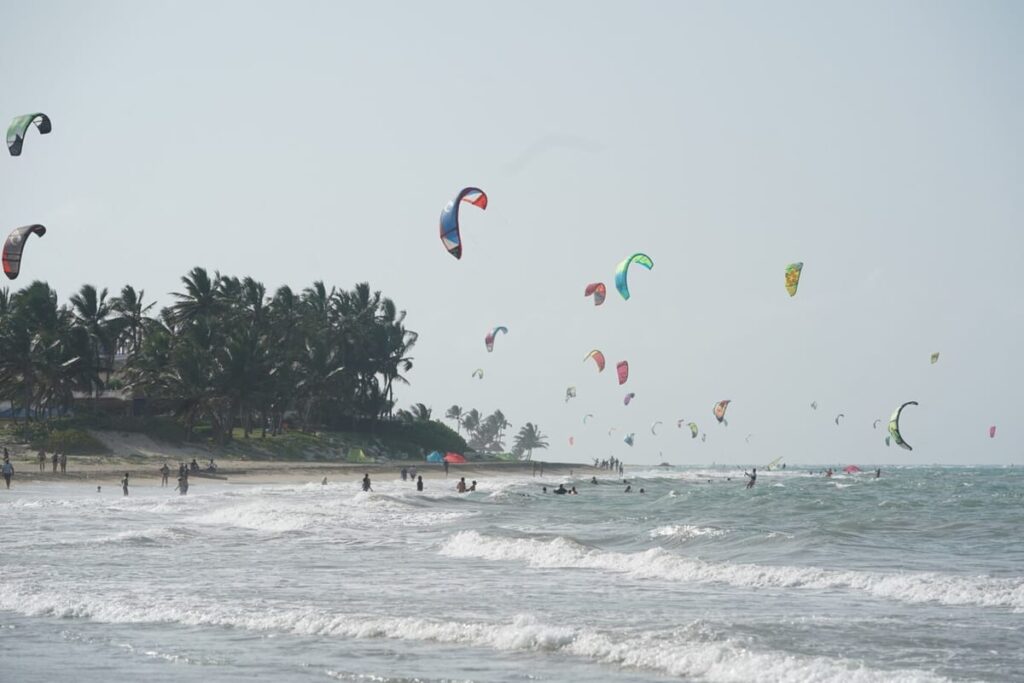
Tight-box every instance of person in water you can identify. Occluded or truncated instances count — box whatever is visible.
[570,486,578,495]
[361,473,372,492]
[175,474,188,495]
[456,477,467,493]
[468,480,477,492]
[160,462,170,487]
[591,476,598,485]
[416,475,424,491]
[553,484,568,494]
[121,472,130,497]
[639,488,645,494]
[875,468,881,478]
[400,467,408,481]
[542,486,547,493]
[2,455,13,489]
[624,485,632,493]
[745,468,757,489]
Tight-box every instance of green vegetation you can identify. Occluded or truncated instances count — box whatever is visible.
[0,270,526,461]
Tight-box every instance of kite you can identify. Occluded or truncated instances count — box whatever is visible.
[651,421,662,435]
[810,401,818,410]
[873,419,881,429]
[835,413,845,426]
[784,262,803,297]
[623,433,635,447]
[843,465,861,474]
[439,187,488,259]
[677,419,685,428]
[713,400,731,424]
[623,392,636,406]
[608,427,617,436]
[701,433,707,443]
[885,436,891,447]
[616,361,629,385]
[471,368,484,379]
[989,425,997,438]
[568,436,574,446]
[766,456,783,471]
[484,326,508,352]
[583,413,594,424]
[888,401,918,451]
[745,433,753,443]
[565,386,577,402]
[584,350,606,372]
[614,253,653,300]
[3,224,46,280]
[930,352,940,365]
[584,282,607,306]
[7,113,51,157]
[688,422,698,439]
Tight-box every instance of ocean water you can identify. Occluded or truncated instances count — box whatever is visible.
[1,465,1022,682]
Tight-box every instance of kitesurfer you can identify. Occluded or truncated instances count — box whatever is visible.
[745,468,757,489]
[160,463,170,487]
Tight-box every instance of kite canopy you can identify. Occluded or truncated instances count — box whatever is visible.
[608,427,617,436]
[568,436,574,446]
[484,326,508,352]
[3,224,46,280]
[651,421,662,435]
[784,262,803,297]
[565,386,577,402]
[443,452,467,464]
[701,433,707,443]
[888,401,918,451]
[584,282,607,306]
[885,436,891,447]
[472,368,484,379]
[843,465,862,474]
[873,419,881,429]
[614,253,653,300]
[616,361,629,385]
[930,352,940,365]
[584,350,606,372]
[426,451,443,462]
[7,113,51,156]
[810,401,818,410]
[713,400,731,424]
[623,433,635,446]
[439,187,487,259]
[583,413,593,424]
[835,413,845,426]
[989,425,997,438]
[623,392,635,406]
[688,422,698,439]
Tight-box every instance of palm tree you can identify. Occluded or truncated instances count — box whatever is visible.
[445,405,463,434]
[69,284,114,397]
[409,402,432,421]
[513,422,549,461]
[461,409,481,441]
[109,285,155,356]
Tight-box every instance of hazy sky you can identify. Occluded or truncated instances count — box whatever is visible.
[2,1,1022,465]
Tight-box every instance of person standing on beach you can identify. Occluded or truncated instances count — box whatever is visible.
[2,455,13,489]
[60,452,67,474]
[361,473,372,492]
[401,467,408,481]
[408,465,416,481]
[443,460,450,477]
[121,472,130,496]
[51,452,58,473]
[416,475,423,491]
[38,449,46,472]
[160,463,170,487]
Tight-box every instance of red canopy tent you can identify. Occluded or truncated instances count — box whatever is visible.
[443,453,466,464]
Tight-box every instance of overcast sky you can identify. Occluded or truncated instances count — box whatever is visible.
[2,1,1021,465]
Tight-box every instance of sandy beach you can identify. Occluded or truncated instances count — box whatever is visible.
[0,451,595,487]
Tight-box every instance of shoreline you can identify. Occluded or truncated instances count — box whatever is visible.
[0,456,597,487]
